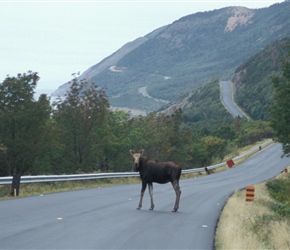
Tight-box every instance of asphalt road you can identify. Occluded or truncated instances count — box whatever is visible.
[1,143,290,249]
[220,81,245,118]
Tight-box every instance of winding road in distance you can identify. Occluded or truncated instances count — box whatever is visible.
[220,81,246,119]
[1,143,290,249]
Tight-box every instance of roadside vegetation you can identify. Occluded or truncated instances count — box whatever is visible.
[233,37,290,121]
[215,167,290,249]
[0,72,273,179]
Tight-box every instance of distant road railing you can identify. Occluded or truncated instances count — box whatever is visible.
[0,140,273,185]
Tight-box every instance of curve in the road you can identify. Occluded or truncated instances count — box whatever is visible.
[0,143,289,249]
[220,81,248,119]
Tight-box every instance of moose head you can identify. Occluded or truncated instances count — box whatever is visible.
[130,149,144,171]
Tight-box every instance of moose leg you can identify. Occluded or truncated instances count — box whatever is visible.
[137,181,147,210]
[148,182,155,210]
[171,180,181,212]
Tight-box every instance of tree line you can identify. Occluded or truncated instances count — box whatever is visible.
[0,71,275,177]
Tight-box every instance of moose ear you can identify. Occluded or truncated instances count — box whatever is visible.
[140,149,144,155]
[130,150,134,155]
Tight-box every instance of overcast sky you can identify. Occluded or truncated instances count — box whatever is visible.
[0,0,284,94]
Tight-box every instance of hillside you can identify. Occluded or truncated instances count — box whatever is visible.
[158,36,290,128]
[53,1,290,113]
[180,78,234,129]
[233,36,290,120]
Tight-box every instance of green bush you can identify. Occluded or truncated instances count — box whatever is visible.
[272,202,290,217]
[266,175,290,218]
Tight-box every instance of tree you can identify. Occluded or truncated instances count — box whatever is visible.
[128,112,183,161]
[53,75,109,173]
[105,110,133,172]
[180,128,208,169]
[270,47,290,156]
[0,71,51,175]
[202,136,227,166]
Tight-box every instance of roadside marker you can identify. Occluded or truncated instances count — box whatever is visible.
[246,186,255,203]
[226,159,235,168]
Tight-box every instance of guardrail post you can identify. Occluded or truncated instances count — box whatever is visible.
[205,167,210,175]
[11,175,21,196]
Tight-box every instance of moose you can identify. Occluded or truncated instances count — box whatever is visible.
[130,149,182,212]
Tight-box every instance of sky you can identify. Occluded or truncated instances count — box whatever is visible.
[0,0,284,95]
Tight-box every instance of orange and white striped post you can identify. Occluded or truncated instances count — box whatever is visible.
[246,186,255,203]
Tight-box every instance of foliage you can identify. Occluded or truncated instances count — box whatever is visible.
[270,46,290,156]
[266,175,290,218]
[233,120,274,147]
[234,37,290,120]
[202,136,227,165]
[0,70,276,177]
[0,71,52,175]
[53,74,109,174]
[182,78,233,129]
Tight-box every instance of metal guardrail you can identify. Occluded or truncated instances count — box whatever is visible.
[0,172,140,185]
[0,140,272,185]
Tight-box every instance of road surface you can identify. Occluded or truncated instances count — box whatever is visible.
[220,81,245,119]
[1,143,289,249]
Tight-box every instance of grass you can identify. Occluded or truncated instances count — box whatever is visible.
[215,166,290,249]
[266,174,290,218]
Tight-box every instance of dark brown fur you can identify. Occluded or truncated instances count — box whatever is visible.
[130,149,181,212]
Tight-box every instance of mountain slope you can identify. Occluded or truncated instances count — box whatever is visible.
[181,78,234,128]
[161,36,290,127]
[53,1,290,113]
[233,36,290,120]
